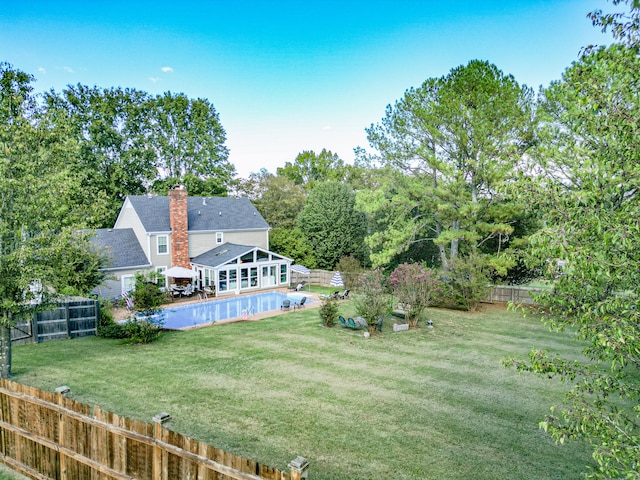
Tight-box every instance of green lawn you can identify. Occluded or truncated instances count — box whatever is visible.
[11,303,594,480]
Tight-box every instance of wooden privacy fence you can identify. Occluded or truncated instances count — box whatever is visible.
[0,380,308,480]
[11,299,99,346]
[485,286,544,305]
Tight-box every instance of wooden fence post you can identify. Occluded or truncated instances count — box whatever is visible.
[288,456,309,480]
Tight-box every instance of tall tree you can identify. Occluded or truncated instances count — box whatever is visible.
[360,60,535,271]
[0,64,106,377]
[148,92,234,195]
[277,149,351,189]
[44,85,156,227]
[297,182,368,269]
[506,41,640,479]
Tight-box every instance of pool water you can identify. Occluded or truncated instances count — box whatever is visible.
[157,291,311,329]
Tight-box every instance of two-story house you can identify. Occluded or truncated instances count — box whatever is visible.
[92,185,292,298]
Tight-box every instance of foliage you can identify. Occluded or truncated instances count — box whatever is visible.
[252,174,307,229]
[351,269,392,334]
[388,263,443,327]
[43,85,155,227]
[0,63,108,377]
[269,227,316,268]
[123,318,162,344]
[442,256,490,311]
[318,297,339,327]
[147,92,234,191]
[277,149,351,189]
[117,272,165,344]
[359,60,534,270]
[587,0,640,48]
[96,298,127,339]
[297,182,368,269]
[335,256,364,290]
[131,272,165,317]
[506,41,640,479]
[43,86,233,228]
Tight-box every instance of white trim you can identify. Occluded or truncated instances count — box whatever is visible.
[157,234,169,255]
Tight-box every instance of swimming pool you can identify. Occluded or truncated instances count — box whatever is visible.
[157,291,311,329]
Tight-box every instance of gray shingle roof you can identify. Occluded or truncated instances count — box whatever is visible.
[127,195,270,233]
[191,243,258,268]
[91,228,151,270]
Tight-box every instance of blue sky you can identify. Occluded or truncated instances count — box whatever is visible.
[1,1,610,177]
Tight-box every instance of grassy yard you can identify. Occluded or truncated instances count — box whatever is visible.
[11,302,593,480]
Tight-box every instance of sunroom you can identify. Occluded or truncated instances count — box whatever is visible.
[190,243,292,296]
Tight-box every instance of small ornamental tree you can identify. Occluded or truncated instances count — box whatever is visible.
[388,263,443,328]
[318,297,339,327]
[351,268,392,334]
[126,272,165,343]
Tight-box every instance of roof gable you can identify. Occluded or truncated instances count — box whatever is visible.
[125,195,269,233]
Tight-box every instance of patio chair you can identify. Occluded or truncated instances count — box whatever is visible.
[347,317,363,330]
[294,296,307,309]
[339,289,350,299]
[338,315,348,328]
[295,281,307,291]
[182,284,195,297]
[281,299,291,311]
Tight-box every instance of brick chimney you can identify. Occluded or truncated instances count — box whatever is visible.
[169,185,190,268]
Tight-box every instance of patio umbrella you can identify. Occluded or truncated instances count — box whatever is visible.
[330,271,344,287]
[164,266,198,278]
[290,264,310,290]
[290,264,310,275]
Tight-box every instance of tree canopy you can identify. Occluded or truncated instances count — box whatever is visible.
[360,60,535,272]
[507,41,640,479]
[297,182,368,270]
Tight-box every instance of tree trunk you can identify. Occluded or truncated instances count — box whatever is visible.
[0,321,12,379]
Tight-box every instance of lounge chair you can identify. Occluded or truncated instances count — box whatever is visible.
[339,289,350,299]
[281,299,291,311]
[295,281,307,291]
[338,315,348,327]
[294,296,307,309]
[346,317,363,330]
[331,290,341,299]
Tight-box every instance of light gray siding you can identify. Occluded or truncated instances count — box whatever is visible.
[189,230,268,258]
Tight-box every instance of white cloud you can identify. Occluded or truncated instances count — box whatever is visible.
[38,67,46,74]
[149,77,160,83]
[62,66,74,73]
[322,125,333,131]
[161,66,173,73]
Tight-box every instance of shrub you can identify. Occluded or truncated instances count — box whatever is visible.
[318,297,339,327]
[123,317,162,344]
[97,298,127,339]
[443,256,491,311]
[388,262,444,328]
[351,268,392,335]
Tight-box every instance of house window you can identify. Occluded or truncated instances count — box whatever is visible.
[280,264,288,284]
[216,232,223,244]
[157,235,168,255]
[155,266,167,289]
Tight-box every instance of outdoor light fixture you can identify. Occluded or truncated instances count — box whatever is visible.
[288,456,310,480]
[152,412,172,428]
[55,385,71,397]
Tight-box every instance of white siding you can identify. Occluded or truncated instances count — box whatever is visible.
[113,199,152,260]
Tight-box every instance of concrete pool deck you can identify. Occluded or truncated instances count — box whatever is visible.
[113,288,324,328]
